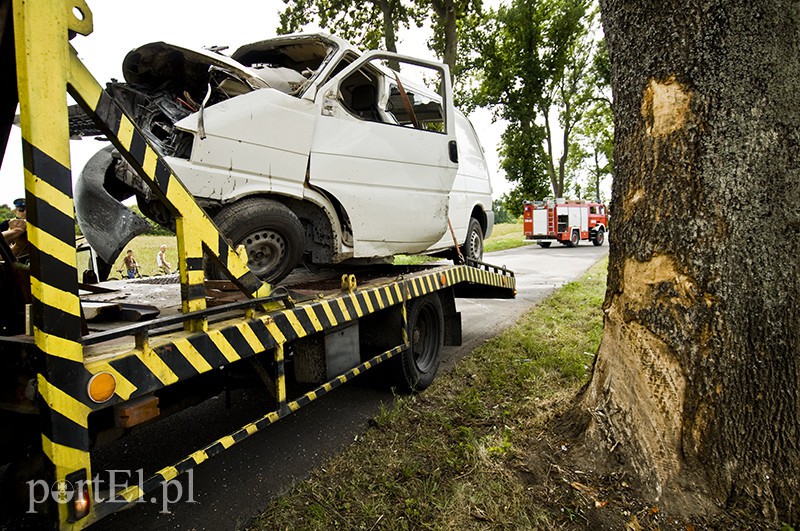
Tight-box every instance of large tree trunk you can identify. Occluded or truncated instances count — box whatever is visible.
[582,0,800,522]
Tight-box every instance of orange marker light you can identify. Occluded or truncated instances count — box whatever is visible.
[87,372,116,403]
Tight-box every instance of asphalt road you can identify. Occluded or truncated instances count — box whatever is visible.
[92,242,608,530]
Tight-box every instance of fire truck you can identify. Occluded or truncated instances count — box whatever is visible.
[523,199,608,248]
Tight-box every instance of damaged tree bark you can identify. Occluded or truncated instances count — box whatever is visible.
[582,0,800,522]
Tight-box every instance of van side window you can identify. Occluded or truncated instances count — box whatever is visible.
[336,58,447,133]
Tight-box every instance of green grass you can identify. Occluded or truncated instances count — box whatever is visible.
[483,221,531,253]
[96,223,530,274]
[79,234,177,279]
[248,257,608,530]
[393,221,530,265]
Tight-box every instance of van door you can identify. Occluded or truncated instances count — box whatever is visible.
[309,52,458,257]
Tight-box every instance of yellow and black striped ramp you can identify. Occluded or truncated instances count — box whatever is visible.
[12,0,95,528]
[83,265,514,404]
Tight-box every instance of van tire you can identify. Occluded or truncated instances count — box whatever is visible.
[393,294,444,392]
[462,218,484,261]
[208,198,304,284]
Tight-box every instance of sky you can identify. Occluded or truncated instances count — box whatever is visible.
[0,1,510,207]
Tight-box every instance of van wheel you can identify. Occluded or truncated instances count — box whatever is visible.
[462,218,484,261]
[208,198,304,284]
[537,242,551,248]
[394,294,444,392]
[592,228,605,246]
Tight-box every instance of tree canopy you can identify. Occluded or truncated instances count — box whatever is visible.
[466,0,610,211]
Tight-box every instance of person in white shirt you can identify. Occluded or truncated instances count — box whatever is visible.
[156,244,172,274]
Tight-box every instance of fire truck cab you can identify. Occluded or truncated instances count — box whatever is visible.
[523,199,608,248]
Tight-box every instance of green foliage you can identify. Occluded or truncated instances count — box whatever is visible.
[466,0,610,200]
[278,0,483,88]
[491,199,513,224]
[566,37,613,202]
[424,0,483,80]
[278,0,420,57]
[130,205,173,236]
[0,204,13,222]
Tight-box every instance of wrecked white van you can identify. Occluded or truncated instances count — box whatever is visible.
[75,34,493,283]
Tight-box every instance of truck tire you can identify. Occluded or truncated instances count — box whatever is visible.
[208,197,305,284]
[537,242,551,248]
[567,230,580,247]
[461,217,484,261]
[592,228,605,246]
[394,293,444,392]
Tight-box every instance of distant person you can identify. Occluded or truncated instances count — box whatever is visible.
[1,198,29,259]
[156,244,172,274]
[123,249,139,279]
[0,197,26,232]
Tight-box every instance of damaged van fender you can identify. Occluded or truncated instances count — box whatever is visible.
[74,145,151,265]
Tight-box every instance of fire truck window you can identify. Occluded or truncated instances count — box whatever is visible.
[590,206,597,214]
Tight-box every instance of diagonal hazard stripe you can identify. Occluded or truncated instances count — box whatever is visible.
[281,310,307,338]
[319,301,338,327]
[349,293,363,318]
[207,330,241,363]
[139,348,179,387]
[27,225,76,268]
[336,298,352,322]
[173,338,213,375]
[32,327,82,362]
[264,319,286,345]
[41,434,90,482]
[25,178,74,220]
[30,277,80,318]
[20,139,71,195]
[237,324,268,355]
[302,306,324,332]
[38,377,91,429]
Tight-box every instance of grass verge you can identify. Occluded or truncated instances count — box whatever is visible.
[393,222,530,265]
[79,234,177,279]
[249,257,608,530]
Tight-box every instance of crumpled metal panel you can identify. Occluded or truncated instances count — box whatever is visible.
[74,145,151,264]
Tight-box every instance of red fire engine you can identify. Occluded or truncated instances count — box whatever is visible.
[523,199,608,247]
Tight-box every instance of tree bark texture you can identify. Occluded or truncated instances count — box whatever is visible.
[378,0,401,71]
[431,0,458,80]
[584,0,800,522]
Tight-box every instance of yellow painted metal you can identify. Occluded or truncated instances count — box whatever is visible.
[13,1,92,528]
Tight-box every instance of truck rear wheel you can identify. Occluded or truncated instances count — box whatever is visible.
[567,230,580,247]
[592,228,605,246]
[394,294,444,392]
[208,198,305,284]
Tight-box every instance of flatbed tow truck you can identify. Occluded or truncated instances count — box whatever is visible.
[0,1,515,529]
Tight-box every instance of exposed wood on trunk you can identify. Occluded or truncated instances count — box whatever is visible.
[581,0,800,522]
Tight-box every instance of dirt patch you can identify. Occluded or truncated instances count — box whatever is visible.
[512,400,778,531]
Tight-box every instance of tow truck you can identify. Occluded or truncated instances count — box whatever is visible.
[0,1,515,529]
